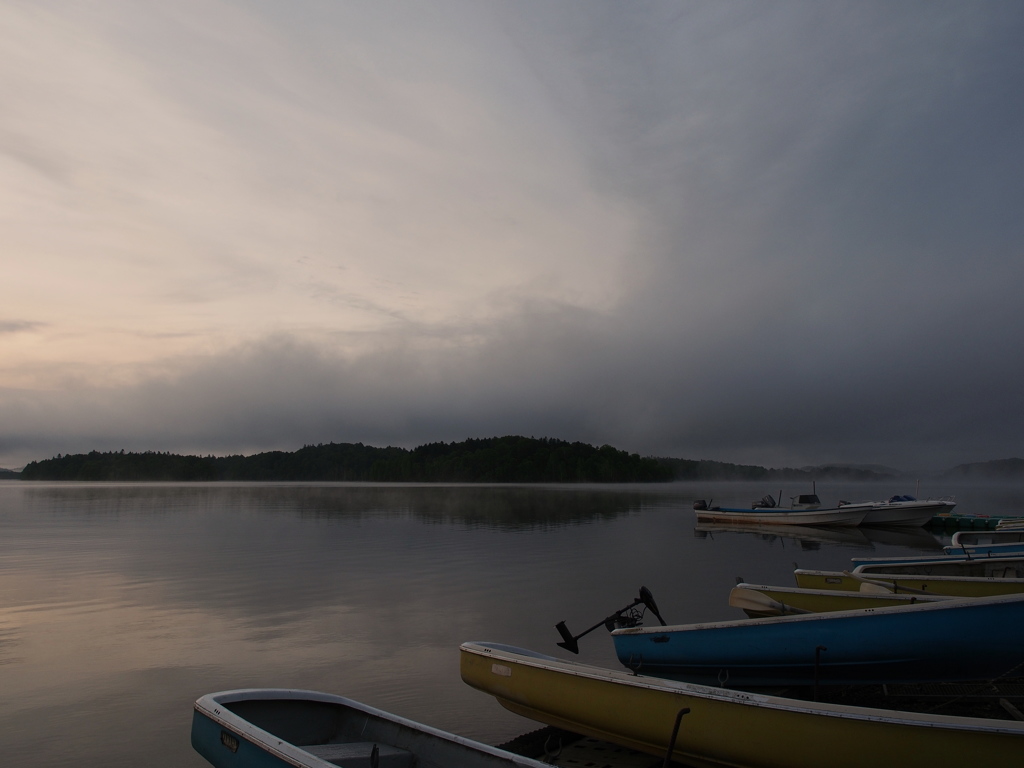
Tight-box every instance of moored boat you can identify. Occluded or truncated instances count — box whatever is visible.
[460,641,1024,768]
[609,592,1024,687]
[729,582,951,617]
[850,549,1024,570]
[945,529,1024,556]
[191,688,553,768]
[693,493,866,527]
[793,567,1024,596]
[836,495,954,527]
[853,554,1024,579]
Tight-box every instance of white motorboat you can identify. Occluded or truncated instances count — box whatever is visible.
[693,492,867,527]
[836,495,955,527]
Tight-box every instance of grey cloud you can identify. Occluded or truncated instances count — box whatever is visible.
[0,320,44,334]
[3,284,1024,473]
[3,2,1024,472]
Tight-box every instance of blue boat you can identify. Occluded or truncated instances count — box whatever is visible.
[850,550,1024,570]
[610,592,1024,687]
[944,529,1024,557]
[192,688,552,768]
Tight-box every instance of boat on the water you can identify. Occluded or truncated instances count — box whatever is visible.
[793,568,1024,596]
[852,554,1024,579]
[460,641,1024,768]
[609,592,1024,687]
[693,493,866,527]
[850,549,1024,570]
[944,529,1024,556]
[729,582,951,617]
[191,688,552,768]
[836,495,954,527]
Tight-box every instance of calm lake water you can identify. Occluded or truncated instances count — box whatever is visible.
[2,479,1023,767]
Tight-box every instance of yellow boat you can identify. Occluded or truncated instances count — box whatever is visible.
[729,582,951,617]
[460,641,1024,768]
[793,568,1024,596]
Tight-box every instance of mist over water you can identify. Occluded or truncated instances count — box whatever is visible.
[0,480,1018,767]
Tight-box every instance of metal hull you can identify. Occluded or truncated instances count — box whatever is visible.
[191,689,550,768]
[460,642,1024,768]
[610,593,1024,686]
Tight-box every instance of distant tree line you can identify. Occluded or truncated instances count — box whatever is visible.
[8,443,1024,482]
[656,458,898,482]
[943,458,1024,480]
[18,437,674,483]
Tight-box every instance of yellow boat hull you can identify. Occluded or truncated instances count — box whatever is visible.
[729,583,950,616]
[794,569,1024,596]
[460,642,1024,768]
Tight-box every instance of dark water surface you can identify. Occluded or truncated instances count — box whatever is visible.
[2,479,1022,767]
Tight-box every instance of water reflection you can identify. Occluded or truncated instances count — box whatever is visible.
[693,522,946,551]
[0,480,1018,768]
[693,522,874,549]
[19,482,652,528]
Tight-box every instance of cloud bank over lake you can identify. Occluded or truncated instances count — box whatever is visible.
[2,2,1023,470]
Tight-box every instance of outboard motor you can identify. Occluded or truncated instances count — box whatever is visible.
[693,499,708,511]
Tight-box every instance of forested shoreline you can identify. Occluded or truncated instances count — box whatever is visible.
[12,436,1014,482]
[18,437,672,483]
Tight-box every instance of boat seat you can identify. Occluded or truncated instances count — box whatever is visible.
[302,742,415,768]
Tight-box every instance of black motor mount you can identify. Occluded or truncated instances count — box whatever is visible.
[554,586,667,654]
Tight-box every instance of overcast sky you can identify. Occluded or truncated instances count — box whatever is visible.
[2,1,1023,472]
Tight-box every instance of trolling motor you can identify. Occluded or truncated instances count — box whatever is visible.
[554,586,667,654]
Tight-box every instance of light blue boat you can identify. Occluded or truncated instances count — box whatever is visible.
[850,549,1024,569]
[610,592,1024,688]
[943,529,1024,557]
[192,689,551,768]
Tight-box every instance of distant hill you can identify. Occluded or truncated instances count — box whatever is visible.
[0,467,19,479]
[655,458,898,482]
[15,439,918,483]
[943,458,1024,480]
[18,437,673,483]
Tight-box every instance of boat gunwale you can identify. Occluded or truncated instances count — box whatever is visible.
[460,642,1024,735]
[794,568,1024,585]
[195,690,327,768]
[852,555,1024,573]
[194,688,551,768]
[610,591,1023,635]
[732,582,953,603]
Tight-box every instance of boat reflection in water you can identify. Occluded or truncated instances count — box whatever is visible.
[694,522,872,549]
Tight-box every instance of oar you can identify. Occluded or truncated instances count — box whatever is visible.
[728,586,813,615]
[841,570,931,595]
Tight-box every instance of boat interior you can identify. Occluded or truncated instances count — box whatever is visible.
[222,697,525,768]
